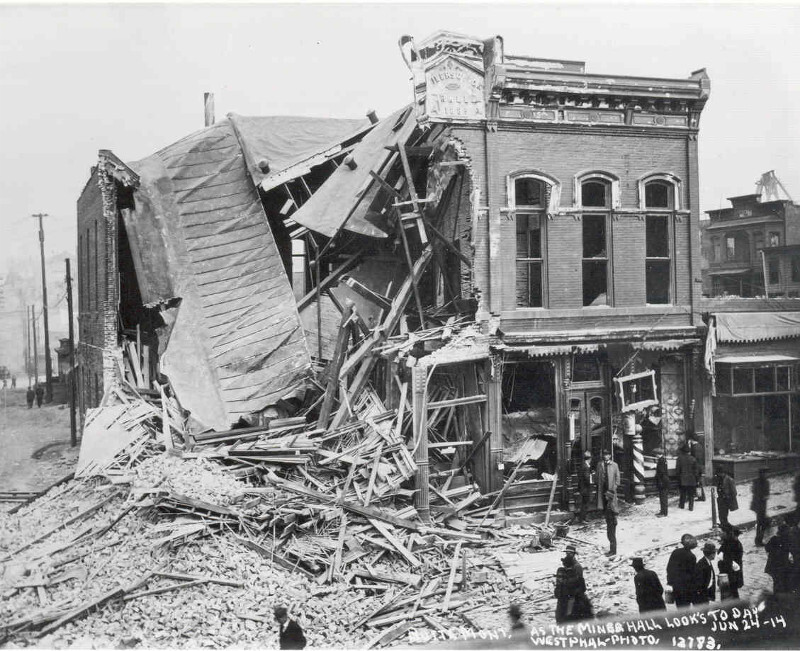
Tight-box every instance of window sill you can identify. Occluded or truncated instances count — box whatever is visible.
[502,305,687,319]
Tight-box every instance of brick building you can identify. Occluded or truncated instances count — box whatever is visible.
[701,190,799,298]
[76,30,714,515]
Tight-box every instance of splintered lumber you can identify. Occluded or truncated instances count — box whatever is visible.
[442,541,462,611]
[8,472,75,515]
[234,536,316,580]
[368,518,421,567]
[38,586,126,635]
[153,572,244,588]
[340,501,419,532]
[5,490,120,559]
[297,252,362,311]
[317,301,355,428]
[354,568,422,588]
[544,470,559,527]
[123,579,208,601]
[350,586,412,632]
[365,621,414,649]
[368,595,470,627]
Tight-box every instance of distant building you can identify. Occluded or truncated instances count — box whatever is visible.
[701,192,799,297]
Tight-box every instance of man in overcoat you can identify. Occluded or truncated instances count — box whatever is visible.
[656,452,670,517]
[715,470,738,532]
[631,557,666,613]
[676,445,698,511]
[274,606,306,650]
[575,450,594,523]
[692,542,717,605]
[597,450,620,555]
[666,533,698,607]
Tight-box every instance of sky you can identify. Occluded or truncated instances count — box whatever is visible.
[0,1,798,276]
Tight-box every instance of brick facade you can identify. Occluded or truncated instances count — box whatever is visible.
[76,165,120,421]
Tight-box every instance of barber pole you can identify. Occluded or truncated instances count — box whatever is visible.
[632,427,646,504]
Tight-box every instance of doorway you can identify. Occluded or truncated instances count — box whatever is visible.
[568,390,610,469]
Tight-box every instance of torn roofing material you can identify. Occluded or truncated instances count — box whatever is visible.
[227,114,371,191]
[126,119,311,430]
[291,106,416,239]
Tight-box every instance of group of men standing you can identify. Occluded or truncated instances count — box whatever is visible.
[25,384,44,408]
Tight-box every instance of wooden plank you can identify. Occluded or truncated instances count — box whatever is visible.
[39,586,126,635]
[363,444,384,506]
[340,500,419,532]
[442,542,462,611]
[123,579,208,601]
[396,142,428,244]
[317,301,355,428]
[368,518,421,567]
[427,394,487,410]
[5,490,120,560]
[297,252,362,311]
[152,572,244,588]
[544,470,559,527]
[365,621,414,649]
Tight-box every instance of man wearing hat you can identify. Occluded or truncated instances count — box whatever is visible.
[667,533,698,607]
[575,450,594,524]
[655,452,670,517]
[597,449,620,556]
[564,544,584,580]
[751,468,770,546]
[631,557,666,613]
[718,527,743,599]
[692,542,718,605]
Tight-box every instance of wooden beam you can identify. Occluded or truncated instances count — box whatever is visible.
[297,252,362,311]
[393,206,426,327]
[342,277,392,310]
[317,301,356,428]
[426,394,487,410]
[396,143,429,244]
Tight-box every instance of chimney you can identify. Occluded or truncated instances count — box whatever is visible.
[204,92,215,127]
[366,109,379,124]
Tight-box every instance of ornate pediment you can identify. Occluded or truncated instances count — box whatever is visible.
[424,57,485,121]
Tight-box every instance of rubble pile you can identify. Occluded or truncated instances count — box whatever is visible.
[0,362,568,648]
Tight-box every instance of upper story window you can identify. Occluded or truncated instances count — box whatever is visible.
[578,174,615,307]
[637,173,682,211]
[515,177,544,208]
[644,181,674,209]
[769,231,781,247]
[646,215,671,304]
[582,212,609,306]
[712,236,721,262]
[726,232,750,263]
[509,171,560,308]
[582,181,609,208]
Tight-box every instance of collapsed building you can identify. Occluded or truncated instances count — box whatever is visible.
[76,30,714,519]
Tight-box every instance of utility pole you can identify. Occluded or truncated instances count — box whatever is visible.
[66,259,77,446]
[33,213,53,403]
[32,305,39,386]
[25,304,31,385]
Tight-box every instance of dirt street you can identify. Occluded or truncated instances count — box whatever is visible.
[0,387,78,495]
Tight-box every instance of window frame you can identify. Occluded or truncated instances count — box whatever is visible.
[645,213,673,305]
[637,173,682,211]
[715,363,797,397]
[508,171,560,309]
[515,212,546,308]
[578,174,615,307]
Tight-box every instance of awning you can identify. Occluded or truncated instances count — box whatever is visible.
[706,215,783,230]
[500,343,603,358]
[706,268,752,277]
[715,312,800,343]
[633,339,695,352]
[715,354,798,365]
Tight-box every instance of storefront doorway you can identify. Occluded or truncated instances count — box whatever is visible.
[568,390,610,467]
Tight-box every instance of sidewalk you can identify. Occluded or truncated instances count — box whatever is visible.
[570,472,799,557]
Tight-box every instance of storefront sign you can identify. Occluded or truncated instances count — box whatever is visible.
[614,370,659,413]
[425,58,485,120]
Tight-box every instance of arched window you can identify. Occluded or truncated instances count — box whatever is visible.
[640,173,681,304]
[645,180,673,209]
[508,172,560,308]
[637,173,682,211]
